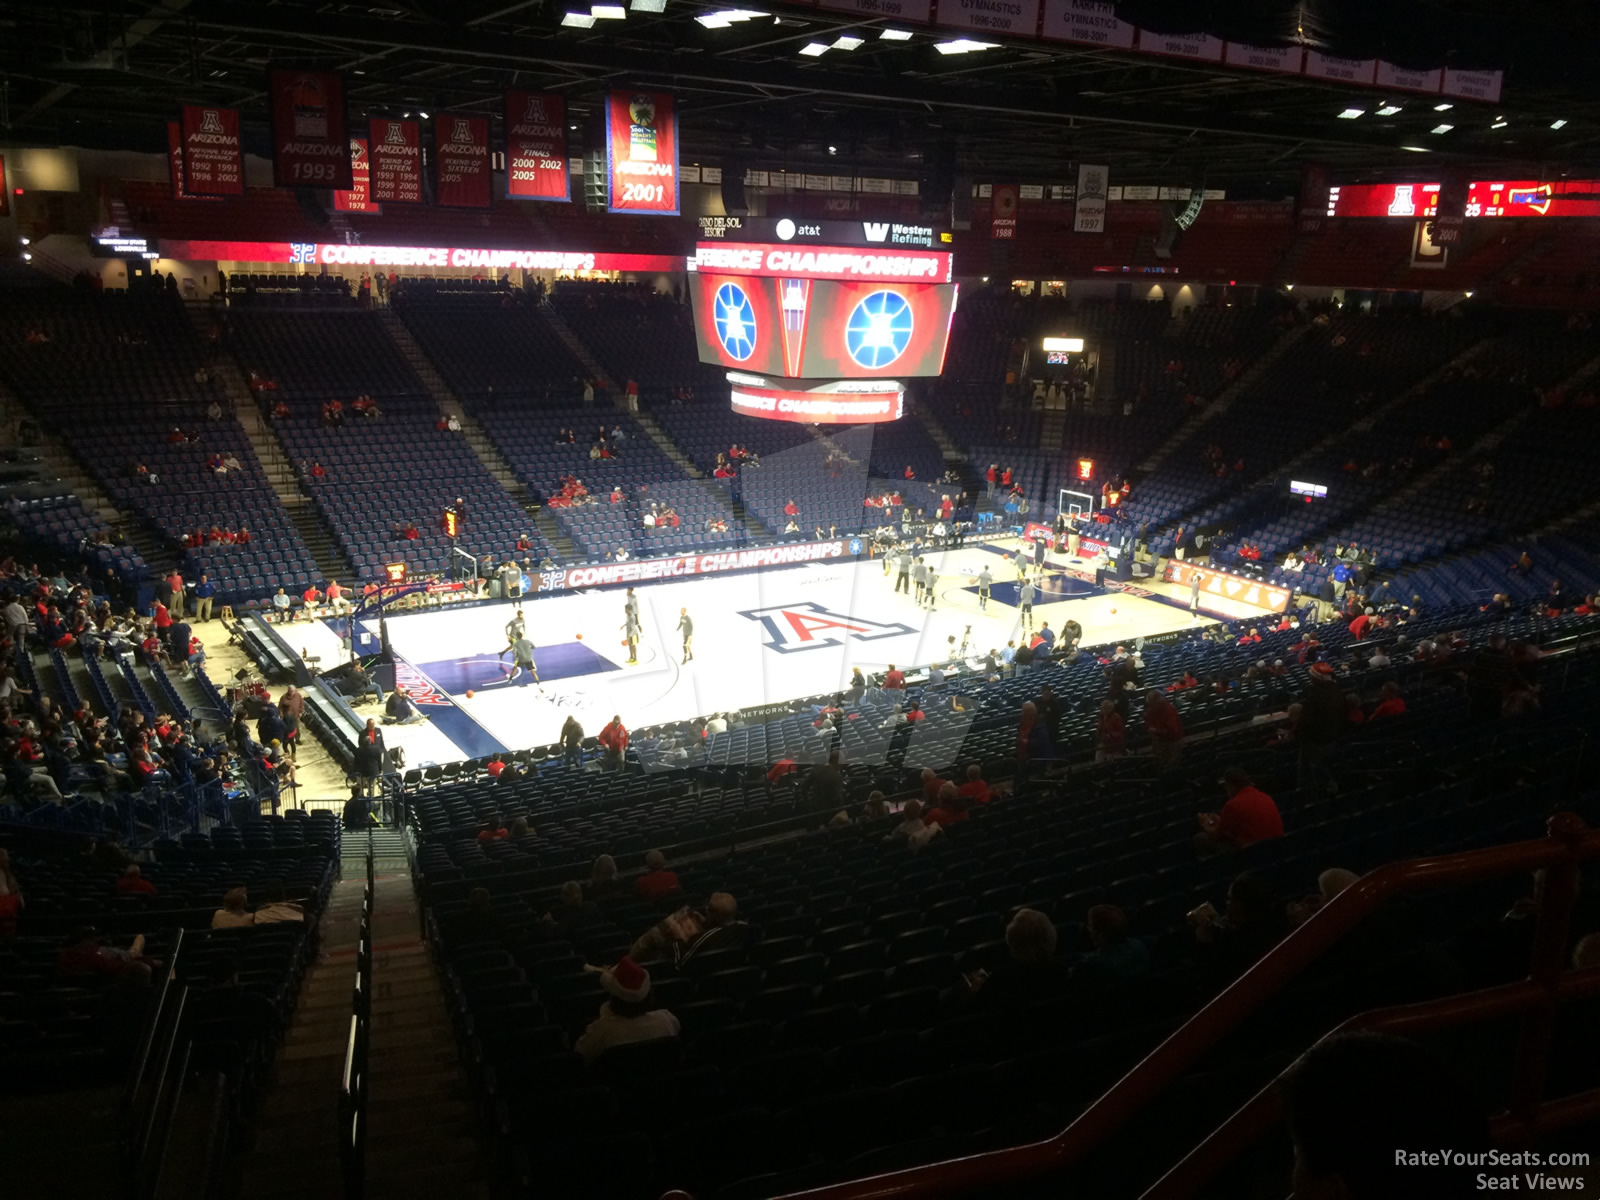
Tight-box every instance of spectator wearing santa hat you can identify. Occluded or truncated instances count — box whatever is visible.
[573,956,680,1064]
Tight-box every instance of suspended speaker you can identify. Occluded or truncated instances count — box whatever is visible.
[722,166,749,217]
[951,175,973,230]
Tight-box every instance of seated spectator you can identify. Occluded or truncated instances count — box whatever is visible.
[385,688,425,725]
[635,850,680,901]
[476,816,508,843]
[962,908,1068,1009]
[574,957,680,1064]
[924,783,970,827]
[587,854,622,902]
[1073,904,1151,984]
[1192,872,1287,986]
[1287,868,1361,927]
[212,887,255,928]
[957,763,991,805]
[58,927,153,983]
[1370,682,1406,719]
[1196,767,1284,854]
[542,880,604,942]
[887,799,941,852]
[115,864,156,895]
[254,883,306,924]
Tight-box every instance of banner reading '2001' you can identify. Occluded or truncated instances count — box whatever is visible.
[606,90,679,215]
[267,68,353,189]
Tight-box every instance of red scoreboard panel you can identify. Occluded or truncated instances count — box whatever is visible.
[1327,179,1600,219]
[689,258,958,380]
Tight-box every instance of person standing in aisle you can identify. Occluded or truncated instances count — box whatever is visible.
[499,608,526,660]
[894,547,912,596]
[507,634,542,689]
[193,574,217,623]
[977,565,993,611]
[1019,579,1037,634]
[912,556,929,605]
[560,715,585,768]
[676,608,694,663]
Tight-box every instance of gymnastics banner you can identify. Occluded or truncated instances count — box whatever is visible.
[435,115,492,208]
[368,118,423,204]
[267,68,353,189]
[606,90,680,215]
[504,90,570,202]
[180,105,244,196]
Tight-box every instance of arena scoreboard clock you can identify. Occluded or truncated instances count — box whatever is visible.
[383,562,408,584]
[442,507,461,540]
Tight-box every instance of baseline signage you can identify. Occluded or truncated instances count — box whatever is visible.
[435,115,492,208]
[368,119,423,204]
[179,105,244,196]
[1326,179,1600,220]
[606,90,680,215]
[504,90,570,202]
[691,242,953,283]
[267,68,353,189]
[727,376,905,425]
[1162,561,1291,615]
[333,138,379,213]
[156,239,682,274]
[538,539,851,592]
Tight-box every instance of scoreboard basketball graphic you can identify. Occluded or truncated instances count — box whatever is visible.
[688,237,957,423]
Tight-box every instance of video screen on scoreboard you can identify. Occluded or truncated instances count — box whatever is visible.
[689,273,957,379]
[1326,179,1600,219]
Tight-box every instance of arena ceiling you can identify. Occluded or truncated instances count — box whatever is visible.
[4,0,1599,196]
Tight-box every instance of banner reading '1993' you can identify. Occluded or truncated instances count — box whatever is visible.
[180,105,244,196]
[606,90,679,215]
[435,116,492,209]
[267,68,353,189]
[504,90,570,202]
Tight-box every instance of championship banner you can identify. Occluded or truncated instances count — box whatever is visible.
[1074,163,1108,233]
[606,90,680,215]
[333,138,379,214]
[504,90,570,202]
[166,122,188,200]
[267,68,353,189]
[435,115,492,209]
[368,118,423,204]
[180,105,244,196]
[1297,162,1329,235]
[991,184,1018,239]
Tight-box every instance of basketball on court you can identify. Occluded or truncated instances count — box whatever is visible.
[465,689,474,698]
[576,633,583,640]
[1110,608,1117,615]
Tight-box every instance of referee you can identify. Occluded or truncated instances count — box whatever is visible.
[677,607,694,663]
[1019,579,1037,633]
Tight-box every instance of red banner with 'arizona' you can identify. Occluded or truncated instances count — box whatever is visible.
[180,105,244,196]
[434,115,492,208]
[333,138,379,213]
[504,90,570,202]
[368,118,423,204]
[267,68,353,189]
[606,90,679,215]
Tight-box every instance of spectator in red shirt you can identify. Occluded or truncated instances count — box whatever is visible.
[485,755,507,778]
[1370,683,1407,720]
[1349,608,1374,639]
[635,850,681,901]
[476,816,508,843]
[116,864,156,895]
[924,783,970,827]
[957,764,991,805]
[904,465,915,480]
[598,715,629,771]
[882,664,905,690]
[783,499,799,518]
[1237,627,1262,646]
[311,462,326,478]
[1095,699,1126,763]
[1144,690,1184,771]
[152,600,172,631]
[1196,767,1284,854]
[920,768,952,806]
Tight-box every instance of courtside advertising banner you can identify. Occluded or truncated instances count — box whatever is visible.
[606,90,680,215]
[180,105,244,196]
[504,90,570,202]
[267,68,353,188]
[1074,163,1108,233]
[368,118,423,204]
[435,115,492,208]
[333,138,379,213]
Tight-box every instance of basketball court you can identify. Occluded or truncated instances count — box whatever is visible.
[288,537,1226,767]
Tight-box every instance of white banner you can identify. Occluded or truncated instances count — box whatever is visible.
[1224,42,1303,74]
[1121,184,1158,200]
[1442,68,1503,102]
[1019,183,1045,199]
[1138,30,1223,61]
[1376,61,1443,93]
[1041,0,1134,48]
[817,0,932,20]
[544,539,853,592]
[1074,163,1108,233]
[938,0,1041,37]
[1304,51,1377,85]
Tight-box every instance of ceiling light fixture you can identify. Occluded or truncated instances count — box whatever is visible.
[1401,145,1431,152]
[561,10,596,25]
[1337,107,1365,119]
[879,28,913,40]
[1431,123,1453,134]
[1491,119,1508,129]
[629,0,667,10]
[1434,102,1453,111]
[934,38,999,54]
[1376,104,1402,116]
[695,8,764,27]
[1550,118,1568,129]
[798,41,829,55]
[828,145,837,155]
[592,4,627,17]
[832,35,864,49]
[419,110,430,119]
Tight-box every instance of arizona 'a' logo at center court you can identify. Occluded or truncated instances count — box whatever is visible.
[740,602,915,654]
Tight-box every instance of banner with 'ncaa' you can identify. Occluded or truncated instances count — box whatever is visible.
[606,90,679,215]
[180,105,244,196]
[435,116,492,209]
[368,118,423,204]
[267,68,353,189]
[504,90,570,202]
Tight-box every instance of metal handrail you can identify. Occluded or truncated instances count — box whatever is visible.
[768,813,1600,1200]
